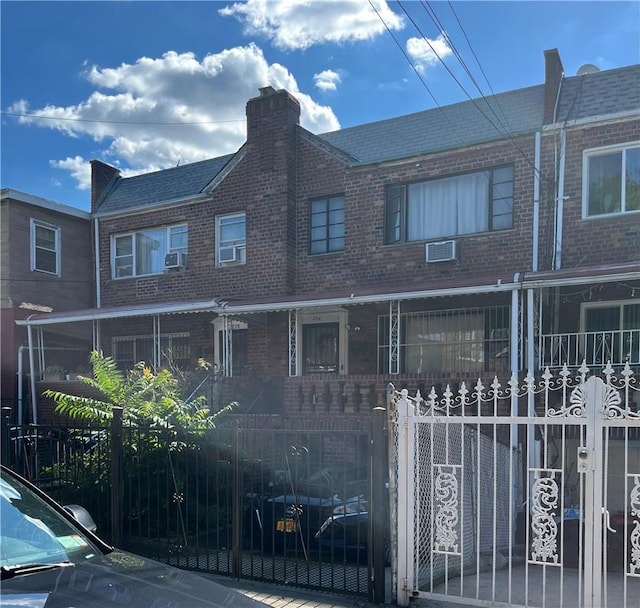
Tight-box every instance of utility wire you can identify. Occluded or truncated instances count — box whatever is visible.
[1,110,244,126]
[395,0,551,185]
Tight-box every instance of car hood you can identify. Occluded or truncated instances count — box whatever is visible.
[0,548,260,608]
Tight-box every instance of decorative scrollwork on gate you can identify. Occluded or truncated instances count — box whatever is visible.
[630,475,640,575]
[434,465,460,554]
[530,474,559,564]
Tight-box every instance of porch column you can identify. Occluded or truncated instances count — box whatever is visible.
[389,300,401,374]
[222,315,233,376]
[288,309,298,376]
[152,315,161,370]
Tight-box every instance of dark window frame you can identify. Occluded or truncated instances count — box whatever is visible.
[384,165,514,244]
[309,194,345,255]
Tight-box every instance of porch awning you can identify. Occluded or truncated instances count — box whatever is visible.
[522,261,640,288]
[15,272,523,327]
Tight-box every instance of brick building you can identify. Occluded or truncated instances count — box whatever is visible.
[1,189,92,422]
[17,49,640,422]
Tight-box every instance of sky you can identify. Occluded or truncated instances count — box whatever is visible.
[1,1,639,212]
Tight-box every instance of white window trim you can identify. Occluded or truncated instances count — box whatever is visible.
[580,298,639,331]
[216,212,246,267]
[110,224,188,279]
[581,140,640,220]
[30,218,61,276]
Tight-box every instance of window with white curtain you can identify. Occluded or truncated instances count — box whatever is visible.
[111,224,187,279]
[385,166,513,243]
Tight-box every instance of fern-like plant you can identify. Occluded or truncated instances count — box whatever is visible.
[43,351,235,434]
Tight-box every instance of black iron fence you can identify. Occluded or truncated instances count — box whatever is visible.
[0,407,389,601]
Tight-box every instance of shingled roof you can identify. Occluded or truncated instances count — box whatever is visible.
[94,62,639,215]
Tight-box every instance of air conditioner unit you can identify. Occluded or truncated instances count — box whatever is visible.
[426,240,456,263]
[219,246,238,263]
[164,251,187,269]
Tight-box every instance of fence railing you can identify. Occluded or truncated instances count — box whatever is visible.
[0,409,388,601]
[540,329,640,369]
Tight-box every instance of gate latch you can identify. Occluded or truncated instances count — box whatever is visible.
[577,446,590,473]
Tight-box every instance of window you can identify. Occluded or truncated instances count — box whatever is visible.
[216,213,246,266]
[584,143,640,217]
[112,333,190,370]
[112,225,187,279]
[378,306,510,374]
[582,301,640,364]
[309,195,345,254]
[31,219,60,275]
[385,166,514,243]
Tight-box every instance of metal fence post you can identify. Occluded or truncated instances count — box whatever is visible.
[370,405,387,604]
[231,422,242,579]
[110,406,123,547]
[1,407,12,466]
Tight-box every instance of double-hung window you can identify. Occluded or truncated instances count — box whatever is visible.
[385,166,514,243]
[31,219,60,275]
[309,195,345,254]
[216,213,246,266]
[584,143,640,217]
[112,224,187,279]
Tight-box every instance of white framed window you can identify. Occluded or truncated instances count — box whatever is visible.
[385,166,513,244]
[580,300,640,364]
[583,142,640,217]
[111,224,188,279]
[216,212,246,267]
[30,219,60,275]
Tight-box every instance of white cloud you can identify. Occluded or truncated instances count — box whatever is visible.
[50,156,92,191]
[406,33,452,74]
[219,0,403,50]
[8,45,340,191]
[314,69,342,92]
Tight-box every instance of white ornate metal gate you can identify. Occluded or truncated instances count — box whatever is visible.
[389,363,640,608]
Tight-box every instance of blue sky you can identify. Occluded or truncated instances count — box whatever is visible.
[2,1,639,211]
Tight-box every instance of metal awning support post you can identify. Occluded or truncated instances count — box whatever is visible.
[288,309,298,376]
[27,324,38,425]
[389,300,400,374]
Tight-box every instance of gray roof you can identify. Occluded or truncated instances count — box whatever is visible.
[556,65,640,123]
[96,155,234,215]
[317,85,545,164]
[96,63,639,215]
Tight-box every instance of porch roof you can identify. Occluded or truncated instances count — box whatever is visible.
[16,272,522,327]
[16,261,640,328]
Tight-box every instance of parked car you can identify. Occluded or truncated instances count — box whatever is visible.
[0,465,266,608]
[243,463,370,561]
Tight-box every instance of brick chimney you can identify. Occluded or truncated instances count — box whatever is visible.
[245,87,301,171]
[543,48,564,125]
[90,160,120,212]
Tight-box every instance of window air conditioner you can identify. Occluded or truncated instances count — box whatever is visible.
[426,240,456,263]
[219,246,238,263]
[164,251,187,269]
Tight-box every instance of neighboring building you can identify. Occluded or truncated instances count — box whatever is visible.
[1,189,93,422]
[16,49,640,423]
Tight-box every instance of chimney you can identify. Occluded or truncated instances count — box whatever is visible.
[90,160,120,212]
[245,86,301,144]
[543,48,564,125]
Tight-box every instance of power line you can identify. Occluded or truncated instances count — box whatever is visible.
[1,111,244,126]
[396,1,549,184]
